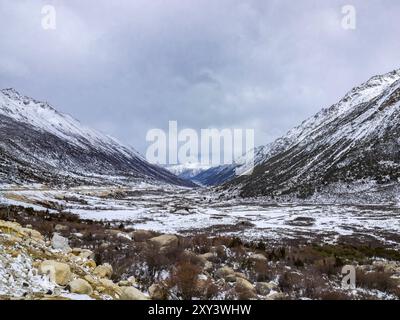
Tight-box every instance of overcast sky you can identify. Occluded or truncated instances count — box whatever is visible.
[1,0,399,159]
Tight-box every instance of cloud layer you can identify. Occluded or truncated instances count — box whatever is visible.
[1,0,399,157]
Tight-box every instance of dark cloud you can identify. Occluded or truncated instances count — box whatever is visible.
[0,0,399,156]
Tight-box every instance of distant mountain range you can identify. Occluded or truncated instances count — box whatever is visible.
[164,163,211,184]
[197,69,400,203]
[0,88,193,187]
[2,68,399,203]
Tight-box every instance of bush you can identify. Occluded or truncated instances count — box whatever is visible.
[356,270,397,293]
[169,261,202,299]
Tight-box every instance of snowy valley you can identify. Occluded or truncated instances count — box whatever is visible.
[1,68,400,301]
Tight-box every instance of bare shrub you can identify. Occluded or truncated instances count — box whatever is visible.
[356,270,397,293]
[314,257,340,276]
[169,261,202,300]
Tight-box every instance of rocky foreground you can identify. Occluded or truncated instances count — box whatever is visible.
[1,206,400,300]
[0,219,148,300]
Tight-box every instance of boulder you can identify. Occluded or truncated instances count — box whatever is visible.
[38,260,72,286]
[267,291,286,300]
[199,252,216,261]
[93,263,113,279]
[149,284,168,300]
[0,220,25,238]
[98,278,123,298]
[148,234,178,250]
[215,266,235,279]
[234,272,248,280]
[119,276,137,287]
[51,233,71,252]
[71,248,95,260]
[131,230,154,242]
[83,259,97,269]
[236,278,256,293]
[225,274,237,282]
[22,228,44,242]
[120,286,149,300]
[84,275,99,286]
[249,253,267,263]
[68,278,93,295]
[256,282,278,295]
[54,224,69,232]
[203,261,213,272]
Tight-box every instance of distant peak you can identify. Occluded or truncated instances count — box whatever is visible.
[1,88,55,111]
[364,68,400,87]
[1,88,22,99]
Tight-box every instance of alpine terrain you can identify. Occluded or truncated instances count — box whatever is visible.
[194,69,400,203]
[0,88,192,187]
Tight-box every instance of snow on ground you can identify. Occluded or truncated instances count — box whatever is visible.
[1,185,399,246]
[0,243,55,297]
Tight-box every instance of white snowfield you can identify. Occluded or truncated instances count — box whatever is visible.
[1,185,399,247]
[0,88,140,158]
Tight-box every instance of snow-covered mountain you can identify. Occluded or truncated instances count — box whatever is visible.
[222,68,400,202]
[0,88,193,187]
[165,162,211,183]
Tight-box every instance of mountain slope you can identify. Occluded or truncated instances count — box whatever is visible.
[165,163,211,184]
[0,88,193,187]
[223,69,400,202]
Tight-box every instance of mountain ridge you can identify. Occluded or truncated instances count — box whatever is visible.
[222,68,400,202]
[0,88,193,187]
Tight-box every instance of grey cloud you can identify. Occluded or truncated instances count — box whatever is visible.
[0,0,399,156]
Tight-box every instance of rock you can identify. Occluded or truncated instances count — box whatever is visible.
[22,228,44,242]
[51,233,71,252]
[225,274,237,282]
[0,220,25,238]
[84,275,99,286]
[256,282,278,295]
[118,276,136,287]
[215,266,235,279]
[199,252,216,261]
[236,278,256,293]
[267,291,286,300]
[68,279,93,295]
[54,224,69,232]
[93,263,113,279]
[250,253,267,263]
[120,286,149,300]
[83,260,97,269]
[234,272,248,280]
[98,278,123,298]
[204,261,213,272]
[131,230,154,242]
[148,284,168,300]
[71,248,94,260]
[38,260,72,286]
[148,234,178,250]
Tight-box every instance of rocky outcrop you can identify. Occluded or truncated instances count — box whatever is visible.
[93,263,113,279]
[51,233,71,252]
[120,286,149,300]
[148,234,178,251]
[38,260,72,286]
[68,278,93,295]
[0,219,148,300]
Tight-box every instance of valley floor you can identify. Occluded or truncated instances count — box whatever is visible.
[1,184,400,300]
[1,184,399,248]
